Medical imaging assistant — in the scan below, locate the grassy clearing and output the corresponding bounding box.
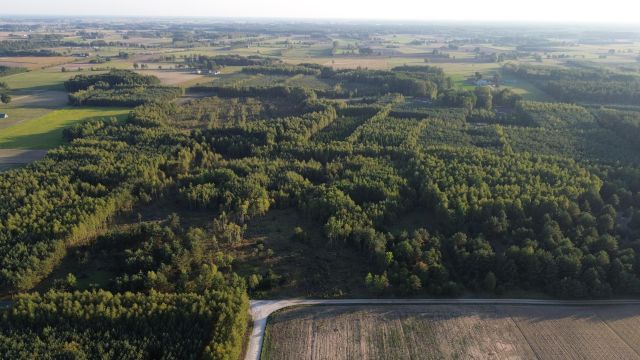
[0,107,129,149]
[0,107,53,130]
[0,90,69,130]
[134,69,206,86]
[263,304,640,360]
[499,70,553,101]
[1,69,75,91]
[231,209,369,298]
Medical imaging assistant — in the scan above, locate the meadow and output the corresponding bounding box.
[0,107,129,149]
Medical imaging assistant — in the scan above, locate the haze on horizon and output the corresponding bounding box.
[2,0,640,24]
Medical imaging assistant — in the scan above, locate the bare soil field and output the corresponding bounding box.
[262,304,640,360]
[506,305,639,359]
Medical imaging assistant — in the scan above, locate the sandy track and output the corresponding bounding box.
[247,298,640,360]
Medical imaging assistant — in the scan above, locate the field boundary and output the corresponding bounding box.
[247,298,640,360]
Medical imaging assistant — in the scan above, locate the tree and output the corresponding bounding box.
[65,273,77,289]
[408,275,422,293]
[492,73,501,86]
[483,272,497,292]
[475,86,493,110]
[0,81,11,104]
[365,272,389,294]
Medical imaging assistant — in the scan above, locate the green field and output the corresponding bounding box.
[0,107,130,149]
[1,70,74,91]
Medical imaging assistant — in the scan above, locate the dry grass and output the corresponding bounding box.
[8,90,68,108]
[0,56,75,70]
[136,69,205,86]
[262,304,640,360]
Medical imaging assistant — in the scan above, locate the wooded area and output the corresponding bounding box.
[3,20,640,358]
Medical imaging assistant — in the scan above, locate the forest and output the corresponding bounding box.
[503,63,640,105]
[4,44,640,357]
[0,289,248,360]
[65,70,183,106]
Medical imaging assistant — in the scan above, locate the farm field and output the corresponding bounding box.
[136,69,206,86]
[262,304,640,360]
[0,90,69,129]
[0,107,129,149]
[0,56,75,70]
[1,69,78,91]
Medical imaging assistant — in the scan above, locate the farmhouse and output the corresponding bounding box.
[0,113,8,119]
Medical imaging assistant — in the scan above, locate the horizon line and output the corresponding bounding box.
[0,14,639,28]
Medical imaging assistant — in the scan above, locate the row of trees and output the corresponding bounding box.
[242,63,323,76]
[503,63,640,105]
[69,85,183,107]
[185,54,275,71]
[64,69,161,92]
[0,65,27,77]
[0,40,61,56]
[65,70,181,106]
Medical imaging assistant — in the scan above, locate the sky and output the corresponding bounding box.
[3,0,640,24]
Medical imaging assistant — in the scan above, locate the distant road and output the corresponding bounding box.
[245,298,640,360]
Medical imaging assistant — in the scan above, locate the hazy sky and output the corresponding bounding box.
[3,0,640,23]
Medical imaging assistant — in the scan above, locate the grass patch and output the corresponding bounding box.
[1,69,75,91]
[0,107,129,149]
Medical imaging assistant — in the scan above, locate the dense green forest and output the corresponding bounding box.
[4,53,640,357]
[0,40,62,56]
[0,289,248,360]
[65,70,182,106]
[503,63,640,105]
[186,55,276,70]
